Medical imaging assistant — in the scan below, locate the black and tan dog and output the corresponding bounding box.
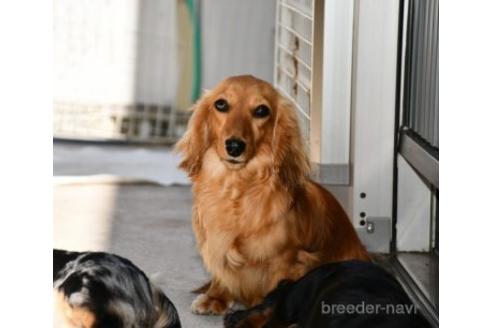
[53,249,181,328]
[224,260,431,328]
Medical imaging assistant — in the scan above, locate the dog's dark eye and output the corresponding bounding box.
[253,105,270,118]
[214,99,229,112]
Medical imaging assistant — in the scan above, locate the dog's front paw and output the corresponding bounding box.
[191,293,232,315]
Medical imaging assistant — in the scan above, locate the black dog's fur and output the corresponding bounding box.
[53,249,181,328]
[224,261,431,328]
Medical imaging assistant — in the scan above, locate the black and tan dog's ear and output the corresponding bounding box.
[175,94,211,177]
[272,96,310,190]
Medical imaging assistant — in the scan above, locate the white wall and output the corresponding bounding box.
[321,0,353,168]
[350,0,400,252]
[54,0,178,106]
[201,0,276,88]
[54,0,276,105]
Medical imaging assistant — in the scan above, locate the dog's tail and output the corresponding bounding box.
[151,283,181,328]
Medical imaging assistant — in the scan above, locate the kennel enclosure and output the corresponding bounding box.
[274,0,438,326]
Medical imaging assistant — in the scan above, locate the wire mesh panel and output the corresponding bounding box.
[54,0,181,142]
[403,0,439,148]
[274,0,315,142]
[53,102,190,142]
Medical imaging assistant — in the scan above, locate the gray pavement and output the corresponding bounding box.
[53,142,221,327]
[54,141,189,185]
[53,141,351,327]
[54,182,223,328]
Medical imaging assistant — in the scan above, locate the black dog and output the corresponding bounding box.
[53,249,181,328]
[224,261,430,328]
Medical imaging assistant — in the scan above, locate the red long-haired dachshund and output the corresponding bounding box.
[176,75,369,315]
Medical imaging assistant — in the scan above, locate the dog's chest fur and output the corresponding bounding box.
[193,151,294,298]
[195,173,291,260]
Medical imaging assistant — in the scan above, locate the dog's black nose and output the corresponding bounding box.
[225,138,246,157]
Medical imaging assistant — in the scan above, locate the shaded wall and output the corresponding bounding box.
[201,0,276,88]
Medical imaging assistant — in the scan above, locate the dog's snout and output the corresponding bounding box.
[225,138,246,157]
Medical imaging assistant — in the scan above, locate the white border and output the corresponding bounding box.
[0,1,53,326]
[440,1,492,326]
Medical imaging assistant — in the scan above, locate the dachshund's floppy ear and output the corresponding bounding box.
[175,95,211,177]
[272,96,311,190]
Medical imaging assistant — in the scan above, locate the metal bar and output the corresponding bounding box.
[409,0,419,131]
[399,129,439,188]
[419,0,427,139]
[428,0,438,147]
[279,0,313,21]
[278,88,311,121]
[402,0,415,127]
[422,0,431,142]
[404,0,439,148]
[277,44,312,71]
[389,255,439,328]
[273,0,281,87]
[309,0,324,163]
[433,0,439,147]
[434,51,439,147]
[392,0,408,252]
[277,22,313,46]
[410,0,417,129]
[426,0,435,145]
[415,0,424,137]
[275,63,311,93]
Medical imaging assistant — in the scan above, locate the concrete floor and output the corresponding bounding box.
[54,182,223,327]
[54,141,189,185]
[52,141,352,327]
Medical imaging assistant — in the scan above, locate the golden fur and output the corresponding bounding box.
[176,75,369,314]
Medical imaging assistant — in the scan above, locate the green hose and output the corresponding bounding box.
[185,0,202,102]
